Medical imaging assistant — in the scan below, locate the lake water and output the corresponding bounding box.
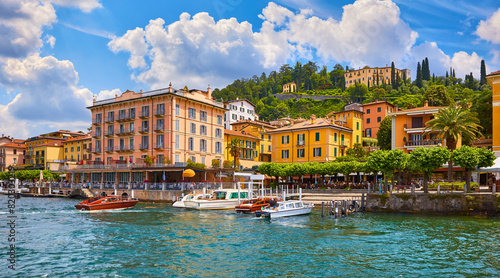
[3,196,500,277]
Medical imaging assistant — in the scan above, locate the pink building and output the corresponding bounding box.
[88,84,226,166]
[0,135,26,171]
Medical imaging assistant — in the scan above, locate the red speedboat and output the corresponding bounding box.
[75,194,138,211]
[235,197,280,213]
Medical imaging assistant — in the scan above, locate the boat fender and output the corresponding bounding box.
[81,208,85,211]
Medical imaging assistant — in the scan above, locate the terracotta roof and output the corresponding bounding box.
[224,129,259,139]
[231,119,277,129]
[36,142,63,147]
[388,105,444,116]
[330,109,365,115]
[64,134,91,143]
[267,117,352,133]
[0,143,26,148]
[487,70,500,76]
[362,100,394,107]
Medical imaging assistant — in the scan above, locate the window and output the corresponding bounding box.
[297,134,305,145]
[129,137,134,150]
[356,135,359,143]
[200,139,207,152]
[282,135,289,144]
[175,155,180,163]
[71,147,74,152]
[141,136,148,149]
[129,108,135,118]
[188,137,194,151]
[65,148,68,152]
[313,147,321,157]
[156,119,164,130]
[334,148,337,157]
[232,114,237,120]
[377,117,381,123]
[200,125,207,136]
[356,122,359,130]
[261,135,264,140]
[239,116,244,120]
[341,134,345,142]
[367,118,371,124]
[176,104,180,116]
[261,144,264,152]
[215,128,222,138]
[315,132,320,141]
[107,111,114,121]
[246,141,251,148]
[175,135,179,149]
[217,115,223,125]
[334,133,337,141]
[188,108,196,119]
[367,109,370,114]
[190,156,196,163]
[215,142,222,154]
[200,111,207,122]
[282,150,289,159]
[268,145,271,152]
[297,149,305,158]
[240,107,245,112]
[157,103,164,115]
[365,128,372,138]
[156,134,164,148]
[130,122,134,132]
[191,123,196,134]
[377,107,381,112]
[412,117,423,128]
[175,120,180,131]
[252,142,256,149]
[142,120,149,132]
[141,106,149,117]
[201,157,205,165]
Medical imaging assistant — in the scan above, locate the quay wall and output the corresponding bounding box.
[366,193,500,215]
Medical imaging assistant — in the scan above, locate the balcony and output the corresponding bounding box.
[139,143,149,150]
[25,155,31,159]
[0,162,5,167]
[154,125,164,132]
[116,145,134,152]
[154,109,165,117]
[116,128,134,135]
[91,148,102,153]
[92,132,102,138]
[340,140,349,147]
[105,116,115,123]
[296,140,305,147]
[139,111,150,118]
[0,153,5,157]
[105,146,114,152]
[117,113,134,122]
[92,118,102,125]
[154,143,164,149]
[405,139,442,149]
[139,126,149,133]
[104,130,114,137]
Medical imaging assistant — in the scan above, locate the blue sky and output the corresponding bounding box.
[0,0,499,139]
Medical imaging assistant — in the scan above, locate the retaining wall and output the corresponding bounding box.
[366,193,500,215]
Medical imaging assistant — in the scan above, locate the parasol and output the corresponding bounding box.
[182,169,195,178]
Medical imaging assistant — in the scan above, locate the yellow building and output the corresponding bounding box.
[330,109,364,147]
[224,129,261,169]
[344,67,411,87]
[33,142,65,171]
[268,115,355,163]
[283,82,297,93]
[63,134,92,164]
[231,120,277,162]
[487,70,500,157]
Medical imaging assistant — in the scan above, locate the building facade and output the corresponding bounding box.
[487,70,500,157]
[330,109,364,147]
[282,82,297,93]
[388,103,458,153]
[63,134,92,165]
[25,130,84,169]
[34,142,65,170]
[344,67,411,87]
[88,84,225,167]
[362,101,395,139]
[223,99,256,130]
[268,115,354,163]
[231,120,276,163]
[224,129,260,169]
[0,139,25,172]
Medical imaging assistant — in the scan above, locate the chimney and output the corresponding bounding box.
[424,100,428,107]
[168,82,173,93]
[310,114,317,124]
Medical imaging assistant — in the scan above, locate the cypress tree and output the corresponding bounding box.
[402,71,407,85]
[445,71,449,86]
[376,71,380,85]
[416,62,423,88]
[391,61,396,86]
[424,57,430,81]
[480,59,487,85]
[452,69,456,78]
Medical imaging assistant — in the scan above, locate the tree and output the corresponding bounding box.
[366,150,391,192]
[409,147,451,193]
[338,161,358,184]
[425,106,482,181]
[346,143,367,160]
[451,146,479,192]
[226,138,242,169]
[377,116,392,150]
[346,83,368,103]
[391,62,396,86]
[423,57,431,81]
[423,85,452,106]
[480,59,487,86]
[386,150,409,186]
[415,62,423,88]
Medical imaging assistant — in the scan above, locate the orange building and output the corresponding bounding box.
[0,136,26,171]
[388,103,454,153]
[362,101,395,138]
[88,84,226,166]
[487,70,500,157]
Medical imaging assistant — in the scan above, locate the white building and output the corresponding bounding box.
[224,99,257,130]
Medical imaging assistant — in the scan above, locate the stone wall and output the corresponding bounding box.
[366,193,500,215]
[273,94,342,101]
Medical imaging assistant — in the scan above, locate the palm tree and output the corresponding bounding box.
[226,138,242,170]
[425,106,482,182]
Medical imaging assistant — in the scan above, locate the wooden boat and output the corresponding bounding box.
[184,189,249,210]
[255,200,314,218]
[172,193,211,208]
[75,194,138,211]
[234,197,280,213]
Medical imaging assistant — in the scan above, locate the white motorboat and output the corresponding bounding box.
[172,193,210,208]
[184,189,249,210]
[255,200,314,218]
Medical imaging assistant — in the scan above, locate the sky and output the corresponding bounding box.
[1,0,499,139]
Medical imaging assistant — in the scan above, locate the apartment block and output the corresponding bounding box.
[88,84,226,166]
[362,101,395,139]
[344,67,411,87]
[232,120,276,163]
[63,134,92,164]
[223,98,257,130]
[25,130,84,169]
[0,135,25,171]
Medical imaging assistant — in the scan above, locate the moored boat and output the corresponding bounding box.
[234,197,280,213]
[255,200,314,218]
[172,193,211,208]
[75,193,138,211]
[184,189,249,210]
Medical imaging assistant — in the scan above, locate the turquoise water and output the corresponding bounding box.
[3,196,500,277]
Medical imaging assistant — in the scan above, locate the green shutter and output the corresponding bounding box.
[334,148,337,157]
[315,132,319,141]
[282,136,284,144]
[319,147,321,157]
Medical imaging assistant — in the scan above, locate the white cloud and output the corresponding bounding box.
[108,27,148,69]
[45,0,102,13]
[45,35,56,48]
[476,8,500,44]
[95,88,121,100]
[450,51,484,79]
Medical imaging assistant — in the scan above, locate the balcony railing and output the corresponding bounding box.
[139,126,149,133]
[405,139,442,147]
[340,140,348,147]
[140,111,150,118]
[154,125,164,131]
[139,143,149,150]
[104,130,114,136]
[106,146,114,152]
[0,153,5,157]
[117,113,134,121]
[154,109,165,117]
[296,140,305,146]
[92,132,102,138]
[116,145,134,152]
[105,116,115,123]
[154,143,164,149]
[91,148,102,153]
[116,128,134,135]
[92,118,102,125]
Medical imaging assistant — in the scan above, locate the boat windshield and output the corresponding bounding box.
[212,192,226,199]
[285,203,294,209]
[295,202,303,208]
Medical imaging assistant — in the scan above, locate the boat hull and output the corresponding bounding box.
[256,206,313,218]
[184,199,247,210]
[75,200,138,211]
